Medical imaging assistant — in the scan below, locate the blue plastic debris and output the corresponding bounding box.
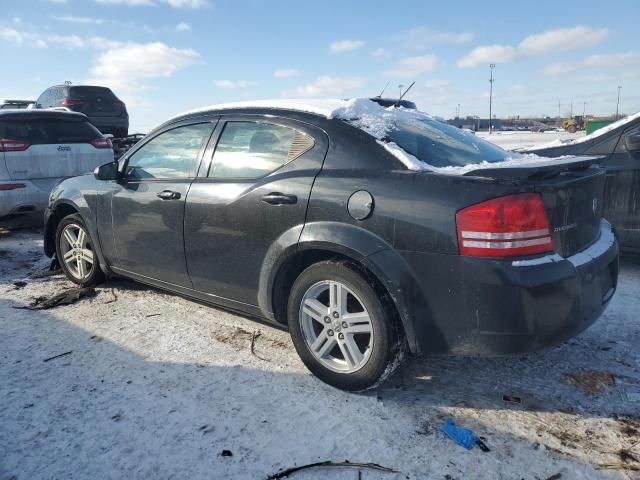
[439,419,478,450]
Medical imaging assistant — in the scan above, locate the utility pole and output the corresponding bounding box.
[583,102,586,117]
[489,64,495,134]
[398,84,404,98]
[456,103,461,118]
[616,85,622,119]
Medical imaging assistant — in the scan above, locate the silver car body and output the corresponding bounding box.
[0,110,112,217]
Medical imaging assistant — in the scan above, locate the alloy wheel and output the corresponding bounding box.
[299,280,374,373]
[59,223,95,281]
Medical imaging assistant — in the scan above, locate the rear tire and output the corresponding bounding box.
[55,213,105,286]
[287,260,405,391]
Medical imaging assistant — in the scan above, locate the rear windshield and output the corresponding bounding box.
[68,86,117,101]
[0,119,102,144]
[384,117,511,168]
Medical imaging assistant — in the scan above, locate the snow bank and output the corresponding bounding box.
[528,111,640,151]
[177,98,597,175]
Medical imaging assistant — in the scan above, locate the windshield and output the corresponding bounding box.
[385,117,511,168]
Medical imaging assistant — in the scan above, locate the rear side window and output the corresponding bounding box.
[125,123,211,180]
[208,122,313,179]
[0,119,102,145]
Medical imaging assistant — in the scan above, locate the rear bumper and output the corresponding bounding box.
[0,181,48,217]
[404,220,619,355]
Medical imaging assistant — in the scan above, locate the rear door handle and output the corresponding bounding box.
[261,192,297,205]
[156,190,181,200]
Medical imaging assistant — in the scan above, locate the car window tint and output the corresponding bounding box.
[208,122,297,179]
[615,125,640,153]
[0,119,102,144]
[384,117,511,168]
[125,123,210,180]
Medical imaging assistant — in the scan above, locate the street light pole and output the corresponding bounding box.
[489,64,495,134]
[616,85,622,119]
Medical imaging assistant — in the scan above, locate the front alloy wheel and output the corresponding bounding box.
[55,213,104,286]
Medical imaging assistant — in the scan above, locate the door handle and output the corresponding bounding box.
[156,190,181,200]
[261,192,297,205]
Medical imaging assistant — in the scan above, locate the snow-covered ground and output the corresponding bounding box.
[478,130,587,151]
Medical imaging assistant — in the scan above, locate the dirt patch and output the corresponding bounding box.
[560,370,615,394]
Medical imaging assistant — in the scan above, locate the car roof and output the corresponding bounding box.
[0,109,89,122]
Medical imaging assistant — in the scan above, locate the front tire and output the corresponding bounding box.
[55,213,104,286]
[287,260,404,391]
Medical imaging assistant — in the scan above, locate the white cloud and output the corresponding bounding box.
[286,76,367,97]
[51,14,105,24]
[47,35,85,49]
[392,27,474,49]
[544,52,640,75]
[518,26,608,56]
[273,69,300,79]
[372,47,391,59]
[329,39,365,54]
[45,0,68,3]
[214,80,257,89]
[88,42,200,93]
[424,79,451,89]
[89,36,125,49]
[95,0,209,6]
[175,22,191,32]
[385,55,439,78]
[458,25,608,68]
[457,45,517,68]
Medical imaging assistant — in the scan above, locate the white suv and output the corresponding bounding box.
[0,110,113,218]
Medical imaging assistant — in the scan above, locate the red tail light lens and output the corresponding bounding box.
[0,183,26,191]
[62,98,84,106]
[456,193,553,258]
[91,137,113,149]
[0,138,30,152]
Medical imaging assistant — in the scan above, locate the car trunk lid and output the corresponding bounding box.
[463,156,605,257]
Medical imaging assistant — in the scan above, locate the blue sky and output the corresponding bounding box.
[1,0,639,131]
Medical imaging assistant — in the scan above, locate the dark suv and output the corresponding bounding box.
[43,98,619,391]
[35,85,129,138]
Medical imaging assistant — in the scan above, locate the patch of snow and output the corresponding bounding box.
[511,253,564,267]
[528,111,640,151]
[568,221,615,268]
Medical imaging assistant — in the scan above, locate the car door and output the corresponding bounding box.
[110,121,215,286]
[184,115,328,306]
[601,123,640,248]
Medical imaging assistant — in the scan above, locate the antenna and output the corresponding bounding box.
[394,81,415,106]
[377,81,390,98]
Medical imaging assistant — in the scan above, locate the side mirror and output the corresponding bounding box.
[94,161,119,181]
[624,133,640,152]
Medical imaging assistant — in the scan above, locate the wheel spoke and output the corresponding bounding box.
[81,249,94,264]
[342,312,372,334]
[76,258,86,278]
[329,282,348,315]
[77,228,87,248]
[63,250,75,261]
[339,335,364,369]
[63,228,77,247]
[310,330,336,358]
[302,298,328,323]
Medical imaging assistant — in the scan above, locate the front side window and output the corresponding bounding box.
[125,123,211,180]
[208,122,312,179]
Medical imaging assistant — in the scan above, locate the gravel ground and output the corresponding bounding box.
[1,222,639,480]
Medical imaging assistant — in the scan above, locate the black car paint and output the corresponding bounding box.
[44,106,619,356]
[522,116,640,252]
[35,85,129,137]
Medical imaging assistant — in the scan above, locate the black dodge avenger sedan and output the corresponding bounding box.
[44,98,619,391]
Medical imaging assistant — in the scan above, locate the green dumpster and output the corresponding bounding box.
[585,119,615,135]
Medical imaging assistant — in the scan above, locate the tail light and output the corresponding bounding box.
[0,138,30,152]
[62,98,84,106]
[91,137,113,149]
[0,183,26,191]
[456,193,553,258]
